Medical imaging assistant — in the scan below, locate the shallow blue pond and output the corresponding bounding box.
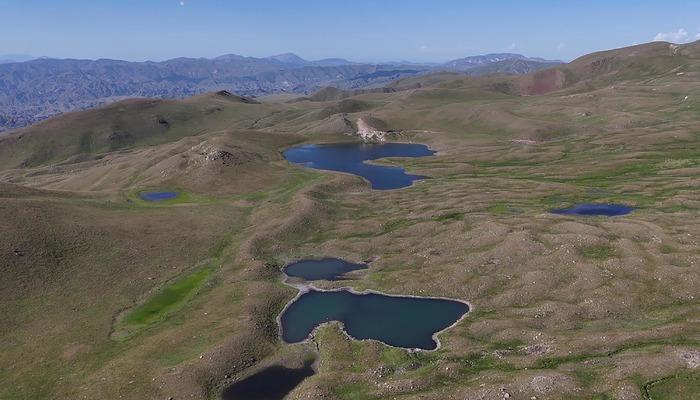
[280,289,469,350]
[283,142,435,190]
[284,258,368,281]
[552,203,634,216]
[139,191,179,201]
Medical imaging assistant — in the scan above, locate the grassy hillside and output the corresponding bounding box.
[0,91,279,170]
[1,40,699,400]
[519,40,700,95]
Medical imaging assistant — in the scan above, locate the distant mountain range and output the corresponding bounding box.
[0,52,561,132]
[443,53,557,70]
[0,54,36,64]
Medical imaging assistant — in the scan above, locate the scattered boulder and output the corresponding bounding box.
[196,144,262,167]
[501,387,511,399]
[356,117,387,142]
[680,350,700,368]
[524,343,552,356]
[530,375,570,394]
[155,117,170,128]
[205,149,236,165]
[512,139,538,145]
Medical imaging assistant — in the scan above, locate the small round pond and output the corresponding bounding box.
[284,258,368,281]
[552,203,634,216]
[283,142,435,190]
[138,191,180,202]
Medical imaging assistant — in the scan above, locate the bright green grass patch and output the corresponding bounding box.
[660,244,676,254]
[379,218,414,235]
[231,168,322,205]
[488,338,524,351]
[573,366,604,388]
[268,170,324,203]
[333,382,371,400]
[659,203,696,213]
[240,191,269,202]
[487,203,517,215]
[569,160,660,186]
[579,244,617,260]
[536,337,699,370]
[583,394,615,400]
[381,346,435,371]
[121,267,213,330]
[459,352,516,375]
[433,211,464,222]
[644,373,700,400]
[343,231,375,239]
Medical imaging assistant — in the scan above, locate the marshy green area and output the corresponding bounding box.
[128,189,207,206]
[644,373,700,400]
[116,267,214,337]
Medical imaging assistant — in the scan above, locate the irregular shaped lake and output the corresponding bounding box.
[552,203,634,216]
[283,143,435,190]
[221,360,314,400]
[284,258,368,281]
[280,289,469,350]
[139,191,179,201]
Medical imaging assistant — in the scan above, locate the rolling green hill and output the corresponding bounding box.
[1,40,699,400]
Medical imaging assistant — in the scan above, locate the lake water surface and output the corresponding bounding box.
[221,360,314,400]
[139,191,179,201]
[284,258,368,281]
[283,142,435,190]
[280,289,469,350]
[552,203,634,216]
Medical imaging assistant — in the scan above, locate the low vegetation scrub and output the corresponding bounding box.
[579,244,617,260]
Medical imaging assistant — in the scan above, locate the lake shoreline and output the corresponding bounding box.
[282,141,436,190]
[276,268,472,353]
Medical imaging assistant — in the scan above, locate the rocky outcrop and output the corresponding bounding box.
[356,118,388,142]
[198,145,262,167]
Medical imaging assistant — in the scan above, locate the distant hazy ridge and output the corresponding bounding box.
[0,53,560,132]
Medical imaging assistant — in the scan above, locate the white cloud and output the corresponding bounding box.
[507,42,517,50]
[653,28,689,43]
[556,42,566,50]
[180,1,186,5]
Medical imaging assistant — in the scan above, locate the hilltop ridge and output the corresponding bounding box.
[0,52,559,132]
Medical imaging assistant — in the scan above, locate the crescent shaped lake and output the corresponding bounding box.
[283,142,435,190]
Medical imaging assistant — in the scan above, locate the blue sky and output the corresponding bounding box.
[1,0,700,62]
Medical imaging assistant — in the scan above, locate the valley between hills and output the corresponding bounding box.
[1,40,699,400]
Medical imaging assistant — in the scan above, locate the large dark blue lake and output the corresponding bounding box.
[280,289,469,350]
[284,258,368,281]
[283,143,435,190]
[552,203,634,216]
